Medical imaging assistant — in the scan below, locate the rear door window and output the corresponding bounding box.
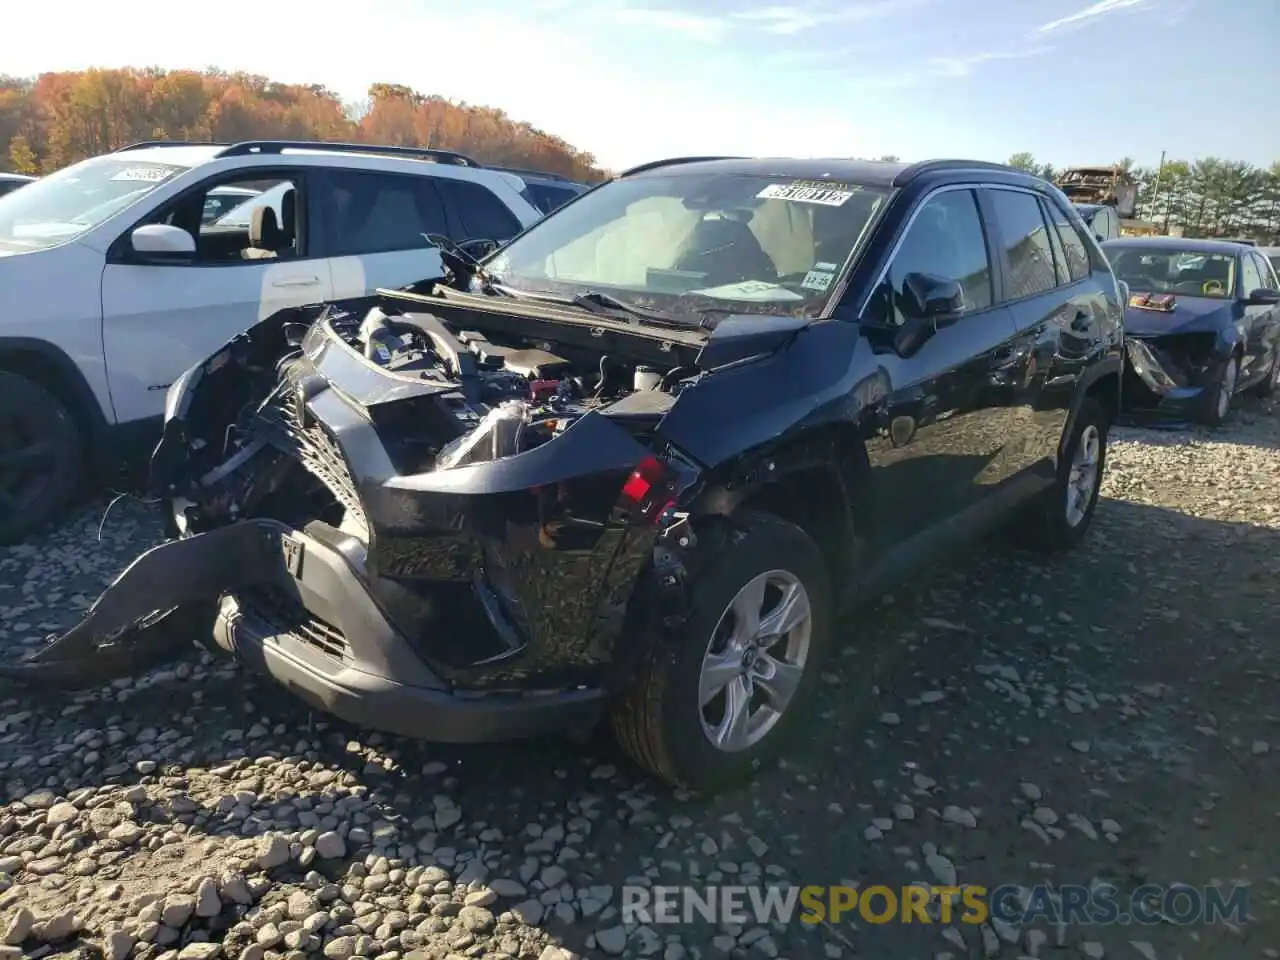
[988,189,1058,299]
[324,171,449,256]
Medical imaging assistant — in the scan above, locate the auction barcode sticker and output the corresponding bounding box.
[756,181,858,206]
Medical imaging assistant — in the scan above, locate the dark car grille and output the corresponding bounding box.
[265,384,367,529]
[237,585,351,661]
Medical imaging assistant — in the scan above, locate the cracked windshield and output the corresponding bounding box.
[0,1,1277,959]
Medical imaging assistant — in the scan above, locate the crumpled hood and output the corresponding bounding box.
[1124,294,1235,337]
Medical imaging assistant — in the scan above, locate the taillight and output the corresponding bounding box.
[619,455,676,524]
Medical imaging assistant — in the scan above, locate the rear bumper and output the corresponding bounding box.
[209,520,607,742]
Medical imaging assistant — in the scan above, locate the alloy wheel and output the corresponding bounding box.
[0,411,57,523]
[1065,424,1101,529]
[697,569,812,752]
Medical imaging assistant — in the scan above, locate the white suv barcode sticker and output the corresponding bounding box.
[756,181,857,206]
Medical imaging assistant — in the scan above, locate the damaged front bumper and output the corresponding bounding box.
[1119,335,1227,426]
[1,518,608,740]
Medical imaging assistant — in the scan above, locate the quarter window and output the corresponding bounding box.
[1044,200,1091,282]
[871,189,992,326]
[988,189,1058,299]
[1040,198,1071,285]
[435,179,522,243]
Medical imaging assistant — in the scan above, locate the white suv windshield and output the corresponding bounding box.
[0,155,184,253]
[486,172,889,320]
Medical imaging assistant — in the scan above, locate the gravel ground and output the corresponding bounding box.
[2,397,1280,960]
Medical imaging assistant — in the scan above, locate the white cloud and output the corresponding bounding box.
[731,1,915,35]
[929,46,1052,77]
[1036,0,1153,35]
[608,7,727,40]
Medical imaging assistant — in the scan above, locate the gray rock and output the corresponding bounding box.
[2,908,33,945]
[177,944,222,960]
[104,929,135,960]
[194,877,222,918]
[596,926,628,955]
[942,806,978,828]
[458,905,494,933]
[162,896,196,928]
[37,911,78,942]
[315,832,347,859]
[489,878,527,898]
[45,802,80,827]
[511,899,545,925]
[257,836,291,869]
[323,935,357,960]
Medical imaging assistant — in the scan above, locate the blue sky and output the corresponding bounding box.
[10,0,1279,171]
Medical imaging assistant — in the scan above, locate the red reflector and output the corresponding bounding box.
[621,455,666,504]
[621,471,651,502]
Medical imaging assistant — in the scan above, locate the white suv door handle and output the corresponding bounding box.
[272,276,321,288]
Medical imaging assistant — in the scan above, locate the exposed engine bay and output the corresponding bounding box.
[163,293,700,541]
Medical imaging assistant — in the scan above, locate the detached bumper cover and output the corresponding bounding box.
[1119,337,1225,424]
[0,520,605,741]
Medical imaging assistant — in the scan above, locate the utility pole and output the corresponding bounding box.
[1150,150,1167,233]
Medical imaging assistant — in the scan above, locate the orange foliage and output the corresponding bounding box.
[0,68,606,182]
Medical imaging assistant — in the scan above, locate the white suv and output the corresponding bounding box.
[0,139,543,542]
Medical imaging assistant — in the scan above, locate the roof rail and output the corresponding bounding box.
[116,140,229,152]
[618,156,745,178]
[489,165,575,183]
[213,140,482,166]
[893,158,1018,186]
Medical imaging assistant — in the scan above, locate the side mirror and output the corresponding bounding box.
[131,224,195,260]
[902,272,964,321]
[1247,288,1280,305]
[1117,280,1131,303]
[893,273,964,357]
[457,237,499,260]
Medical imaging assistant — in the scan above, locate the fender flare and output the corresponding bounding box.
[685,424,872,570]
[1061,352,1122,461]
[0,336,110,457]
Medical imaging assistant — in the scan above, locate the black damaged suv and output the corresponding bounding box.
[10,157,1124,792]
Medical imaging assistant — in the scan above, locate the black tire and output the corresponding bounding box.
[1010,398,1108,554]
[1248,348,1280,399]
[0,371,84,545]
[610,509,832,793]
[1201,354,1241,426]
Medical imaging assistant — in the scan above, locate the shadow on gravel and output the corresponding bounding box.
[3,493,1280,957]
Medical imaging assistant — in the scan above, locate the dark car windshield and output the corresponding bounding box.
[485,172,889,320]
[1105,247,1238,300]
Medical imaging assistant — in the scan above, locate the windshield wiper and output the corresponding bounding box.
[482,284,690,327]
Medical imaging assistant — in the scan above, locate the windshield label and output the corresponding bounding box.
[756,181,858,206]
[801,268,837,291]
[110,166,174,183]
[692,280,805,302]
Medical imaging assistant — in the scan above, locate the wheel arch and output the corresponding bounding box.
[685,422,873,585]
[1061,354,1121,463]
[0,337,110,462]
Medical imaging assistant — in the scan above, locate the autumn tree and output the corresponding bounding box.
[0,67,605,182]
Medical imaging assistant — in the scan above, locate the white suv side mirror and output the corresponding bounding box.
[131,224,195,258]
